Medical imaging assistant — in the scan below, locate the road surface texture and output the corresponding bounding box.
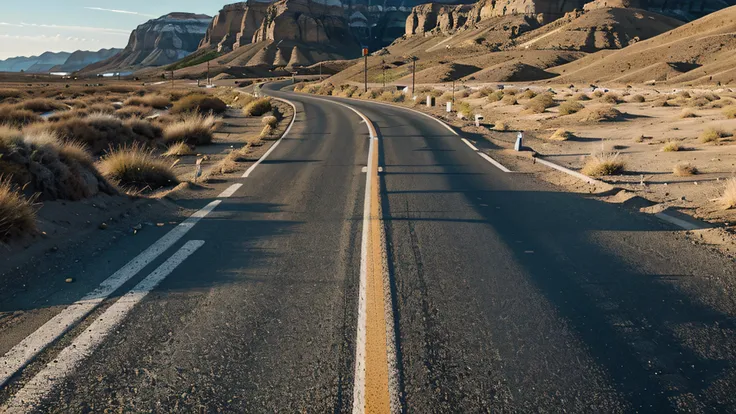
[0,80,735,413]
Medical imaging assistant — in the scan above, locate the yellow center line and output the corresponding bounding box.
[363,116,392,413]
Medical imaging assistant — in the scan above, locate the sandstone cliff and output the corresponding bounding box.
[83,13,211,73]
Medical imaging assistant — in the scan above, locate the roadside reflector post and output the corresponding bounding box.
[362,47,369,93]
[194,158,203,183]
[426,96,435,107]
[515,132,523,151]
[475,114,483,127]
[446,101,452,112]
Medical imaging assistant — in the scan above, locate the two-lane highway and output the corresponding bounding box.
[1,80,735,413]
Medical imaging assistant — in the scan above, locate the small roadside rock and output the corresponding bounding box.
[99,223,108,230]
[65,278,74,283]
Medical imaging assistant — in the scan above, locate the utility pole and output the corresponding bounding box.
[363,47,369,93]
[452,79,455,104]
[319,61,322,79]
[382,59,386,88]
[409,56,418,97]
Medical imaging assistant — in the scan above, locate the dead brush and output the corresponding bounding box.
[98,144,178,190]
[0,176,36,241]
[0,106,42,127]
[718,178,736,209]
[123,94,170,109]
[523,93,556,114]
[163,141,195,157]
[680,109,698,118]
[673,163,698,176]
[629,94,646,103]
[549,129,573,141]
[600,93,621,104]
[558,101,584,115]
[662,141,682,152]
[700,127,725,143]
[581,151,626,177]
[171,94,227,115]
[578,105,623,122]
[16,98,66,113]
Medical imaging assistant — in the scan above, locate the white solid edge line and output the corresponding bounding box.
[3,240,205,413]
[218,183,243,198]
[242,97,297,178]
[654,212,701,230]
[461,138,478,151]
[0,200,220,389]
[535,157,599,185]
[479,152,512,173]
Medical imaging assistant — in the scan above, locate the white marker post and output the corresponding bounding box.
[514,132,523,151]
[194,158,203,183]
[475,114,483,127]
[447,101,452,112]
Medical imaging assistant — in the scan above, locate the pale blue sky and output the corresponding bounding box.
[0,1,219,59]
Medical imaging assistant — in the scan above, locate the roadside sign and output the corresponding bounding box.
[362,47,369,57]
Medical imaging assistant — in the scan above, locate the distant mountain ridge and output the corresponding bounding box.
[0,49,122,73]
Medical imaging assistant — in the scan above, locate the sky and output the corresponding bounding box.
[0,1,220,59]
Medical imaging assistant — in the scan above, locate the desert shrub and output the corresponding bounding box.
[87,103,116,114]
[581,151,625,177]
[520,89,537,99]
[0,127,113,200]
[0,106,42,127]
[380,91,405,102]
[629,94,646,103]
[503,88,519,96]
[116,105,153,119]
[124,94,170,109]
[316,83,335,96]
[0,89,24,102]
[718,178,736,209]
[549,129,573,141]
[170,94,227,115]
[261,115,278,128]
[700,127,725,143]
[98,144,178,190]
[125,118,163,141]
[662,141,682,152]
[163,114,216,145]
[16,98,66,113]
[601,92,621,104]
[572,93,590,101]
[294,82,305,92]
[47,109,89,122]
[243,98,272,117]
[101,85,140,94]
[163,141,194,157]
[673,163,697,176]
[678,91,692,99]
[688,97,711,107]
[579,105,622,122]
[340,85,359,98]
[494,121,509,131]
[502,94,518,105]
[487,91,504,102]
[469,91,484,99]
[680,109,698,118]
[652,98,670,107]
[558,101,584,115]
[439,91,454,104]
[592,90,604,98]
[524,93,556,113]
[48,113,153,154]
[723,106,736,119]
[0,176,36,241]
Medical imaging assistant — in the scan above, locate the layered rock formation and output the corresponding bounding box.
[583,0,735,20]
[50,49,122,72]
[83,13,211,73]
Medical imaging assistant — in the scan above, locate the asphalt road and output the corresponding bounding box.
[0,81,735,413]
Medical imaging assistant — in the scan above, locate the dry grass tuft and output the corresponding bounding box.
[673,163,698,176]
[601,93,621,104]
[549,129,573,141]
[16,98,66,113]
[722,106,736,119]
[524,93,555,113]
[487,91,504,102]
[163,141,195,157]
[0,176,36,241]
[579,105,623,122]
[501,94,518,105]
[123,94,170,109]
[662,141,682,152]
[700,127,724,143]
[170,94,227,115]
[592,90,604,98]
[572,93,590,101]
[494,121,509,131]
[519,89,537,99]
[629,94,646,103]
[261,116,278,128]
[581,152,625,177]
[243,98,273,117]
[680,109,698,118]
[0,106,42,127]
[558,101,584,115]
[98,144,178,190]
[163,114,217,145]
[718,178,736,209]
[116,105,153,119]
